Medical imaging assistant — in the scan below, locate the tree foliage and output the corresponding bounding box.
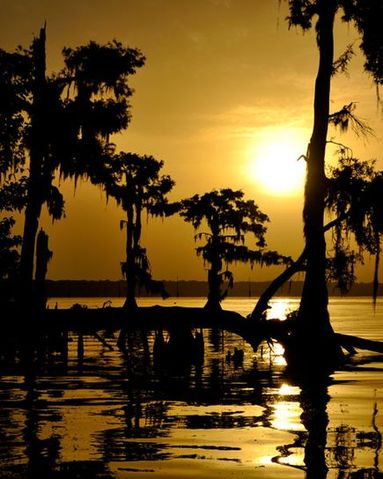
[0,217,21,281]
[104,153,176,308]
[326,155,383,300]
[0,28,145,307]
[59,40,145,181]
[181,189,290,308]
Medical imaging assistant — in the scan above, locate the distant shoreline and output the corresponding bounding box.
[44,280,382,298]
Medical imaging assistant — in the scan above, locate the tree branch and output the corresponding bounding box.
[249,212,349,320]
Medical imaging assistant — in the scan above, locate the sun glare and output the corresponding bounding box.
[249,133,306,196]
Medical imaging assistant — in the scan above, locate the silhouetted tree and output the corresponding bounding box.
[181,189,290,310]
[0,218,21,305]
[286,0,383,366]
[34,229,53,311]
[105,153,176,309]
[251,154,383,319]
[326,156,383,303]
[59,39,145,182]
[17,27,65,311]
[0,179,26,289]
[0,41,29,300]
[0,26,145,309]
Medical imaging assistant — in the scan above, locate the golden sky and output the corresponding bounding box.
[2,0,383,282]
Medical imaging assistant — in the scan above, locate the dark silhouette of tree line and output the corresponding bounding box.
[0,26,145,311]
[0,26,286,313]
[1,0,383,371]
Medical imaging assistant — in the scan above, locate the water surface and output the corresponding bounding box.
[1,297,383,478]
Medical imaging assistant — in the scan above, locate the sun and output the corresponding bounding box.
[249,134,306,196]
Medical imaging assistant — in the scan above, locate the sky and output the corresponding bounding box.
[1,0,383,283]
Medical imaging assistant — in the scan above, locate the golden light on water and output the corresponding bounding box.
[271,401,304,432]
[269,383,303,433]
[279,383,301,396]
[267,299,290,320]
[271,342,287,366]
[266,299,299,321]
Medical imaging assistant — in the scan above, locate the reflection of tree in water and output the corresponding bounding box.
[0,328,69,377]
[372,397,383,473]
[100,394,171,464]
[270,377,329,478]
[7,329,383,479]
[97,331,172,465]
[0,379,29,476]
[324,397,383,479]
[209,328,224,353]
[0,340,72,478]
[21,371,61,478]
[56,460,114,478]
[327,424,356,472]
[272,374,383,479]
[96,329,282,469]
[183,407,263,431]
[115,332,381,479]
[300,379,330,479]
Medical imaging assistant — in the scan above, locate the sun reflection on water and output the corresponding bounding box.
[257,383,305,469]
[271,401,303,432]
[279,383,301,396]
[270,383,304,433]
[267,299,299,321]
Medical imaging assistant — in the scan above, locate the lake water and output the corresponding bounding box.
[1,297,383,478]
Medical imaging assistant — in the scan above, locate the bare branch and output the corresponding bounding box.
[326,139,354,158]
[329,102,375,138]
[332,43,355,76]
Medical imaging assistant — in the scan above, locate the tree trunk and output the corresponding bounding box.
[205,232,222,310]
[299,379,330,479]
[251,249,306,320]
[18,27,47,310]
[250,214,346,321]
[206,267,222,310]
[123,200,137,310]
[19,191,43,307]
[35,229,52,311]
[291,1,343,365]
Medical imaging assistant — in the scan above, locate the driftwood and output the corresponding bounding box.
[38,306,248,333]
[336,333,383,354]
[2,305,283,352]
[3,304,383,357]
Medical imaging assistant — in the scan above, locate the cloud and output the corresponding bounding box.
[193,102,312,142]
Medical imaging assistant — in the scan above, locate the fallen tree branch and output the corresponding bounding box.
[336,333,383,354]
[250,250,306,320]
[250,212,350,320]
[5,304,383,358]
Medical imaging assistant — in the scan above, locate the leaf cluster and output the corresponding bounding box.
[181,189,268,245]
[180,189,290,299]
[0,175,28,212]
[0,34,146,215]
[63,40,145,97]
[326,155,383,296]
[0,217,21,280]
[287,0,383,84]
[104,152,176,217]
[121,245,168,299]
[348,0,383,84]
